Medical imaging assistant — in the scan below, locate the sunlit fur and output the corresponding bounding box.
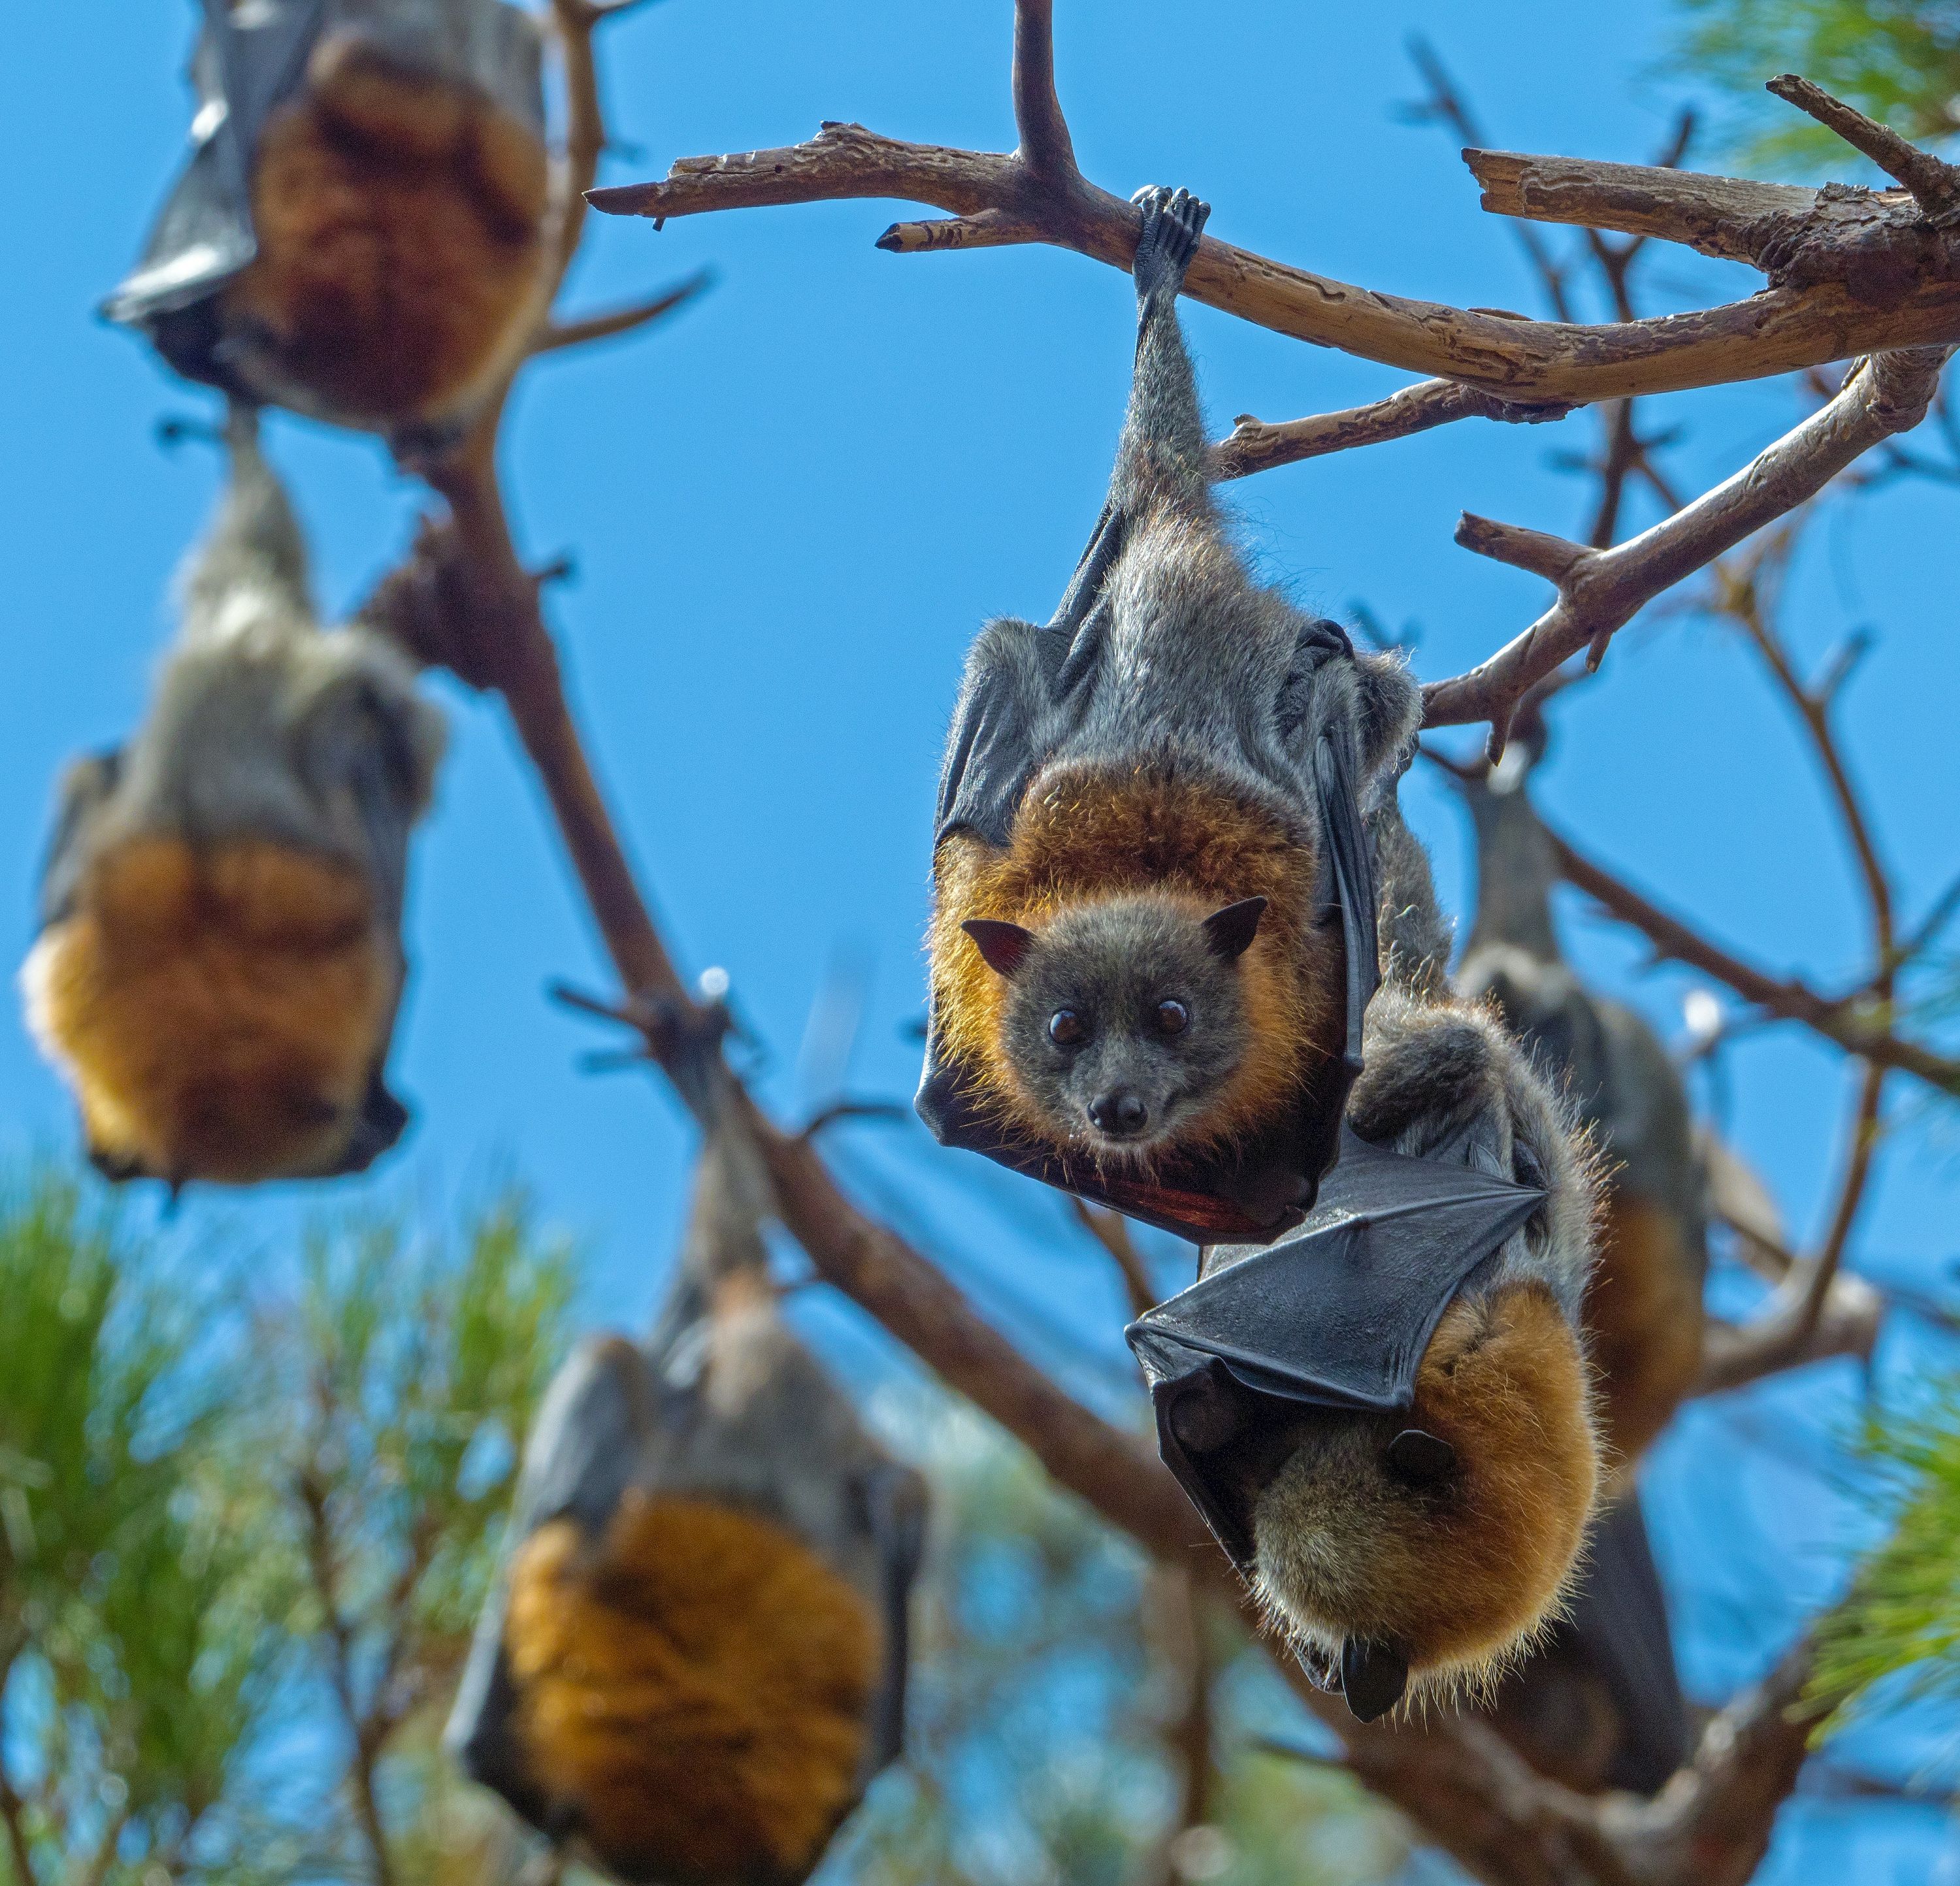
[1251,1282,1599,1704]
[502,1493,881,1886]
[226,33,548,425]
[22,837,389,1183]
[930,768,1341,1167]
[1586,1192,1705,1474]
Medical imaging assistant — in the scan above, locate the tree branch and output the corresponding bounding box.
[1767,74,1960,226]
[536,269,714,353]
[1421,347,1950,751]
[1070,1197,1157,1320]
[1542,819,1960,1096]
[1212,380,1573,481]
[589,86,1960,404]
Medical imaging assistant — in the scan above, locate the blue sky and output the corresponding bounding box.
[5,2,1959,1878]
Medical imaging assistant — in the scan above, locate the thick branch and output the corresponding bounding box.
[1542,820,1960,1096]
[1212,381,1573,480]
[590,120,1960,402]
[1421,346,1950,744]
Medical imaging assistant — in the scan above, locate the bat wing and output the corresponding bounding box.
[858,1461,930,1780]
[37,748,123,931]
[1127,1128,1544,1564]
[446,1334,654,1797]
[105,0,325,342]
[1568,1491,1688,1794]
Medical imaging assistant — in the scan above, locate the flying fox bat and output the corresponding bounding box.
[1452,751,1708,1478]
[21,410,444,1184]
[106,0,550,438]
[919,185,1419,1245]
[448,1125,928,1885]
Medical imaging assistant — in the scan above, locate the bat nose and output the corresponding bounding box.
[1088,1091,1149,1137]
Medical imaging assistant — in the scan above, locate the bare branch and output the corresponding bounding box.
[1211,381,1573,480]
[1767,74,1960,225]
[1010,0,1075,180]
[535,269,714,353]
[1422,346,1950,745]
[1541,819,1960,1095]
[591,119,1960,402]
[1070,1197,1157,1320]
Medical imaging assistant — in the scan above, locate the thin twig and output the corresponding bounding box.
[1068,1197,1156,1319]
[1424,347,1951,752]
[536,269,714,353]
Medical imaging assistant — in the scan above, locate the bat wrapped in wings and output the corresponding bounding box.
[106,0,550,437]
[20,410,444,1184]
[448,1124,928,1885]
[917,186,1410,1246]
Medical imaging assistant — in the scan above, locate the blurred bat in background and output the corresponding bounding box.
[1450,745,1708,1482]
[1447,743,1704,1790]
[448,1120,928,1885]
[21,407,444,1185]
[106,0,551,440]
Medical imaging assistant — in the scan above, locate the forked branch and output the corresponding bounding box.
[589,13,1960,404]
[1422,346,1950,751]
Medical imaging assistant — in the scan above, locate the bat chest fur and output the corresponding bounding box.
[25,836,389,1180]
[228,57,547,423]
[933,764,1338,1154]
[503,1493,882,1885]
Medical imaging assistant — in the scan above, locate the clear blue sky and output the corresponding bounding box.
[4,3,1957,1878]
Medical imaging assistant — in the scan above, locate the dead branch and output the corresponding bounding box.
[536,268,713,353]
[1542,819,1960,1096]
[589,29,1960,404]
[1213,381,1573,481]
[1422,346,1950,753]
[1070,1197,1157,1319]
[1767,75,1960,226]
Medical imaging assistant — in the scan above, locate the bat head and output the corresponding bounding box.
[1243,1282,1598,1711]
[964,893,1267,1162]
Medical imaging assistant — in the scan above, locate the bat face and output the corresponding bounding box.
[22,836,394,1183]
[974,892,1263,1162]
[221,29,549,426]
[500,1493,885,1886]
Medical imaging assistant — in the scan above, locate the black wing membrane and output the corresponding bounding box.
[1126,1128,1544,1564]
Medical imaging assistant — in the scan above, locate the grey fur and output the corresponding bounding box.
[986,892,1260,1155]
[938,186,1420,1162]
[1452,763,1706,1224]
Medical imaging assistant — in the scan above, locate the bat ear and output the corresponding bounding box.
[962,919,1036,978]
[1385,1428,1456,1488]
[1341,1638,1409,1722]
[1202,896,1268,961]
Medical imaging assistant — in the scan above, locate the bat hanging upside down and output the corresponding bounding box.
[106,0,551,438]
[449,1124,928,1885]
[921,185,1605,1717]
[21,412,444,1186]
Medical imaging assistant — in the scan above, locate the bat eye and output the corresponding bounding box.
[1155,999,1189,1035]
[1049,1009,1086,1046]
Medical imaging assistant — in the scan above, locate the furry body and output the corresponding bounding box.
[504,1495,879,1885]
[450,1134,927,1885]
[926,189,1418,1183]
[226,31,549,427]
[1238,983,1603,1700]
[22,421,443,1184]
